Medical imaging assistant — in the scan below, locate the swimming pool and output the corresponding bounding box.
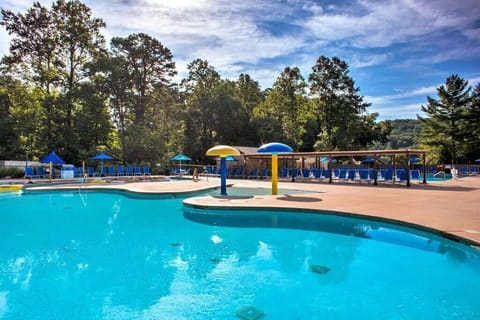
[1,189,479,319]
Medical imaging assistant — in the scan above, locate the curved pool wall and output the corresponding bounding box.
[183,205,480,257]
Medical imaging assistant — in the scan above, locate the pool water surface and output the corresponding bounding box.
[0,190,479,319]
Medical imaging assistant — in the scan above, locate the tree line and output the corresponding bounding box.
[0,1,478,167]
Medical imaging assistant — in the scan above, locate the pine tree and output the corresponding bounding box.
[418,74,471,164]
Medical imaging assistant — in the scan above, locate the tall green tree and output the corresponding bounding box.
[0,76,44,160]
[1,2,59,93]
[182,59,221,162]
[418,74,471,164]
[252,67,307,149]
[1,0,107,162]
[109,33,176,163]
[464,83,480,161]
[308,56,372,150]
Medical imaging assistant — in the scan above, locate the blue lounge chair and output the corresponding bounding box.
[235,167,244,178]
[108,166,116,176]
[117,165,125,176]
[395,169,406,182]
[134,166,142,175]
[25,167,34,178]
[347,169,357,181]
[87,166,96,177]
[143,166,151,175]
[126,166,134,176]
[410,169,420,180]
[75,166,84,177]
[36,167,46,178]
[248,168,258,179]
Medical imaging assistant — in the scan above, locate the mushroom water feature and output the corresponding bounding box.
[206,145,240,195]
[257,142,293,195]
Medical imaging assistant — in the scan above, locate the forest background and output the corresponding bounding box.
[1,1,479,172]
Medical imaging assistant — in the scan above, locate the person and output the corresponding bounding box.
[165,164,170,176]
[193,167,199,182]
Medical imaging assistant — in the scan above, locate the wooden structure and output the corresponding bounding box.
[243,149,428,187]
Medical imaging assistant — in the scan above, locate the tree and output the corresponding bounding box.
[0,76,44,160]
[108,33,177,163]
[418,74,471,164]
[1,2,59,93]
[181,59,220,162]
[252,67,307,149]
[308,56,372,150]
[1,0,107,162]
[464,83,480,161]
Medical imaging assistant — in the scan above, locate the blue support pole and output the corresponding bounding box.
[220,157,227,195]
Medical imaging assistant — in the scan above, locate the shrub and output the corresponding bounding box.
[0,167,25,179]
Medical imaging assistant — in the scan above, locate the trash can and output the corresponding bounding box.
[61,164,74,179]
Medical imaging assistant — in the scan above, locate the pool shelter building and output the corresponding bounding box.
[235,148,428,187]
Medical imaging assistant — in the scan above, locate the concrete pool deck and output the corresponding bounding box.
[23,175,480,246]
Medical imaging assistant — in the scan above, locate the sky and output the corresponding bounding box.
[1,0,480,120]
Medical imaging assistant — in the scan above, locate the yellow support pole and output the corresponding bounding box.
[272,153,278,195]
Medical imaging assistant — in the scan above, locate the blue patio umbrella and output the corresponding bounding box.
[170,154,192,173]
[475,159,480,163]
[40,151,65,165]
[257,142,293,195]
[171,154,192,161]
[92,152,114,173]
[92,152,114,161]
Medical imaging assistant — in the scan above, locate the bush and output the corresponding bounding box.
[0,167,25,179]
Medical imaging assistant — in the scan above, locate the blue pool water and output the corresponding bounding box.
[0,190,479,319]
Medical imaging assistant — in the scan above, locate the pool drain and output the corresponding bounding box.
[310,264,331,274]
[236,305,265,320]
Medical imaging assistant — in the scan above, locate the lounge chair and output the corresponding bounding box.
[126,166,134,176]
[108,166,116,176]
[36,167,46,178]
[143,166,151,175]
[117,165,125,176]
[347,169,357,181]
[25,167,34,178]
[395,169,406,182]
[234,167,244,178]
[87,166,96,177]
[75,166,84,177]
[248,168,258,179]
[410,169,420,180]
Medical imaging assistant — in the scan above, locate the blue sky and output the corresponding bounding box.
[1,0,480,120]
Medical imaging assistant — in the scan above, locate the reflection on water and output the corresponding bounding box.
[184,206,480,265]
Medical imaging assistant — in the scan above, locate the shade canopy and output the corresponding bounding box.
[206,145,240,157]
[40,152,65,165]
[170,154,192,161]
[475,159,480,163]
[92,152,114,161]
[216,156,238,161]
[256,142,293,154]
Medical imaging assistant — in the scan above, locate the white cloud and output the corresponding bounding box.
[365,84,436,105]
[301,0,480,48]
[372,102,424,120]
